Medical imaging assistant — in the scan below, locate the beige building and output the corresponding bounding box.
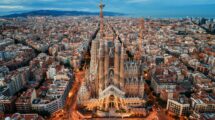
[15,89,36,113]
[151,75,177,94]
[191,92,215,113]
[166,95,190,116]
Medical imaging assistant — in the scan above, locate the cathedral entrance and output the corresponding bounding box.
[108,95,115,108]
[98,85,126,111]
[108,102,115,108]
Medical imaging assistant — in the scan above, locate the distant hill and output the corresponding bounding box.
[1,10,124,18]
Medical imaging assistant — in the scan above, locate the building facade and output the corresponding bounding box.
[78,35,146,111]
[166,96,190,116]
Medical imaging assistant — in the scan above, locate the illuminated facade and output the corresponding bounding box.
[77,1,146,116]
[78,36,146,111]
[78,23,146,115]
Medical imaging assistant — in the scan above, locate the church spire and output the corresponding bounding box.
[99,0,105,39]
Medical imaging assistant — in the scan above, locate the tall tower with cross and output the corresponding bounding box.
[99,0,105,39]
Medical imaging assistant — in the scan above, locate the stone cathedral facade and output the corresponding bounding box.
[77,35,146,111]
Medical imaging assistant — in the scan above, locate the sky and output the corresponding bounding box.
[0,0,215,17]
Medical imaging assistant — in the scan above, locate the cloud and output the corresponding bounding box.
[0,0,28,4]
[42,7,91,11]
[0,5,24,9]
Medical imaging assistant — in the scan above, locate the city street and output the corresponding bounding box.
[50,70,85,120]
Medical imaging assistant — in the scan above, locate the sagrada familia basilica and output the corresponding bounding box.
[77,0,146,113]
